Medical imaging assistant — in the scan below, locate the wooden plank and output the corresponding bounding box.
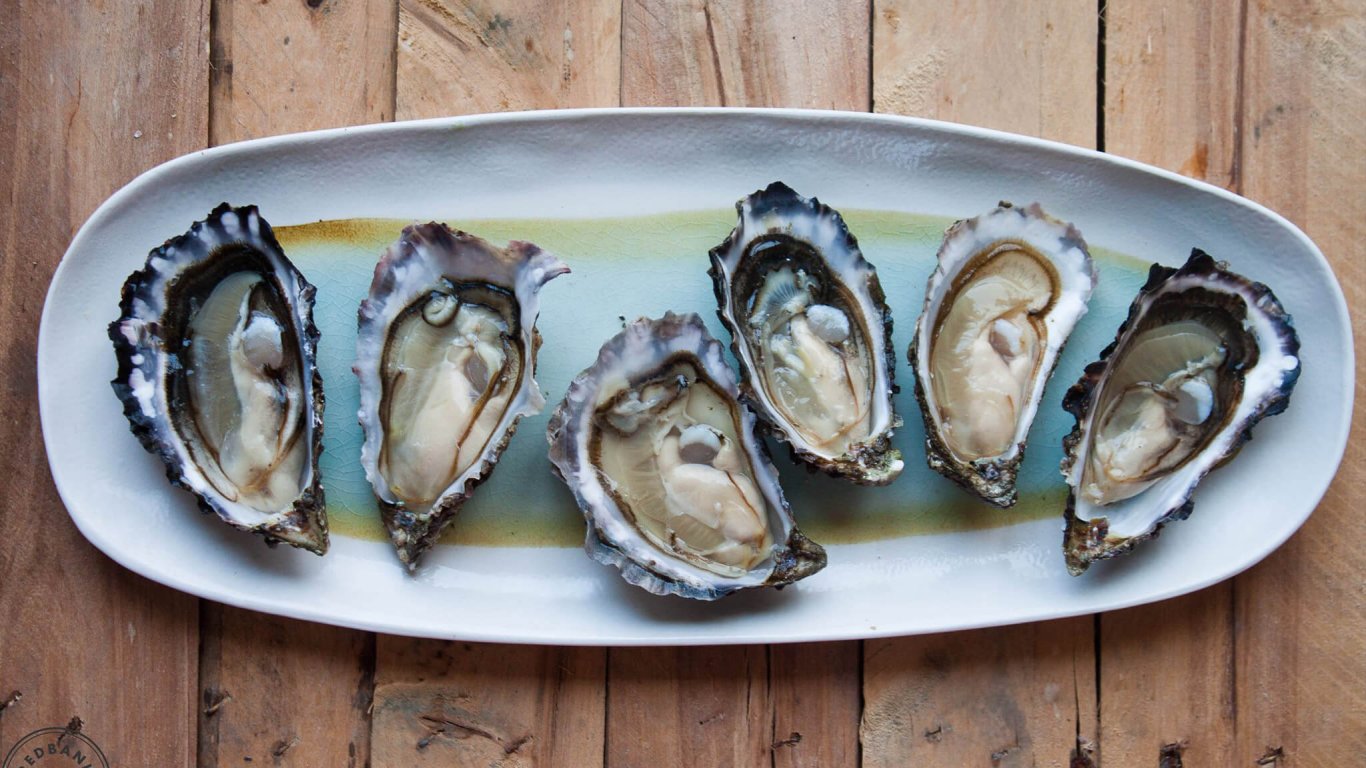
[1104,1,1241,189]
[371,640,604,765]
[862,621,1097,767]
[607,646,769,768]
[1234,1,1366,764]
[610,5,870,768]
[872,0,1097,146]
[210,0,397,143]
[771,642,862,768]
[620,0,870,109]
[1095,594,1234,766]
[1094,2,1242,765]
[198,614,375,766]
[866,3,1099,766]
[371,3,618,766]
[197,1,397,765]
[0,1,208,764]
[395,0,621,117]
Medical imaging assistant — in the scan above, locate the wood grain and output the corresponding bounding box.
[209,0,396,143]
[371,640,604,766]
[198,1,397,765]
[198,613,374,766]
[612,4,871,767]
[1103,1,1242,189]
[371,3,618,765]
[396,0,621,118]
[1095,2,1242,764]
[872,0,1097,146]
[607,646,770,767]
[621,0,870,109]
[1234,0,1366,763]
[867,3,1099,766]
[862,623,1097,768]
[0,1,208,764]
[771,642,862,768]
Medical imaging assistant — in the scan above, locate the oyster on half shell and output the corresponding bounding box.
[1060,250,1301,574]
[709,182,902,485]
[110,204,327,553]
[910,202,1096,507]
[546,313,826,599]
[355,223,568,569]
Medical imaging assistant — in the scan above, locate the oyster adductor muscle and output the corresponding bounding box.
[910,202,1096,507]
[355,222,568,569]
[546,313,826,600]
[1060,249,1301,574]
[109,204,328,553]
[709,182,902,485]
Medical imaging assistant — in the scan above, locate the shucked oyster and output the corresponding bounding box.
[110,204,327,553]
[910,203,1095,506]
[1061,250,1300,574]
[547,313,826,599]
[709,182,902,485]
[356,223,567,568]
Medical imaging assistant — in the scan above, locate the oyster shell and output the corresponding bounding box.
[709,182,902,485]
[910,202,1096,507]
[355,223,568,569]
[109,204,327,553]
[546,313,827,600]
[1060,250,1301,574]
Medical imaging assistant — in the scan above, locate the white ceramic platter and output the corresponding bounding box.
[40,108,1353,645]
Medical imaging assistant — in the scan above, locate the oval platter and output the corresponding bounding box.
[39,108,1354,645]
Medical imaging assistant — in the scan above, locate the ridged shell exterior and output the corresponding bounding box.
[910,202,1095,507]
[355,223,568,569]
[546,312,827,600]
[1060,250,1301,574]
[708,182,902,485]
[109,204,327,553]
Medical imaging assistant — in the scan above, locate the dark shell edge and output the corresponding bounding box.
[107,203,329,554]
[358,225,563,571]
[1058,248,1302,575]
[707,181,904,487]
[544,312,828,600]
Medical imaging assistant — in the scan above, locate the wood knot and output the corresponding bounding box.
[272,735,300,757]
[1256,746,1286,766]
[771,732,802,749]
[1158,740,1187,768]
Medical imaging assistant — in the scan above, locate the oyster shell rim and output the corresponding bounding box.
[354,222,569,570]
[909,201,1096,508]
[545,311,828,600]
[708,181,904,486]
[1059,248,1302,575]
[108,203,329,554]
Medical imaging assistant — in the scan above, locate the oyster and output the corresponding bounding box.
[709,182,902,485]
[910,202,1096,506]
[356,223,568,569]
[1061,250,1301,574]
[109,204,327,553]
[546,313,826,599]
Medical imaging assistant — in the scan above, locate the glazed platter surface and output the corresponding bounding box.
[40,108,1352,645]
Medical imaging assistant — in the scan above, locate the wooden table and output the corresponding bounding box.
[2,1,1361,765]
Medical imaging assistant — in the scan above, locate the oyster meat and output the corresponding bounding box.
[546,313,826,599]
[1060,250,1301,574]
[910,202,1095,506]
[709,182,902,485]
[110,204,327,553]
[355,223,568,568]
